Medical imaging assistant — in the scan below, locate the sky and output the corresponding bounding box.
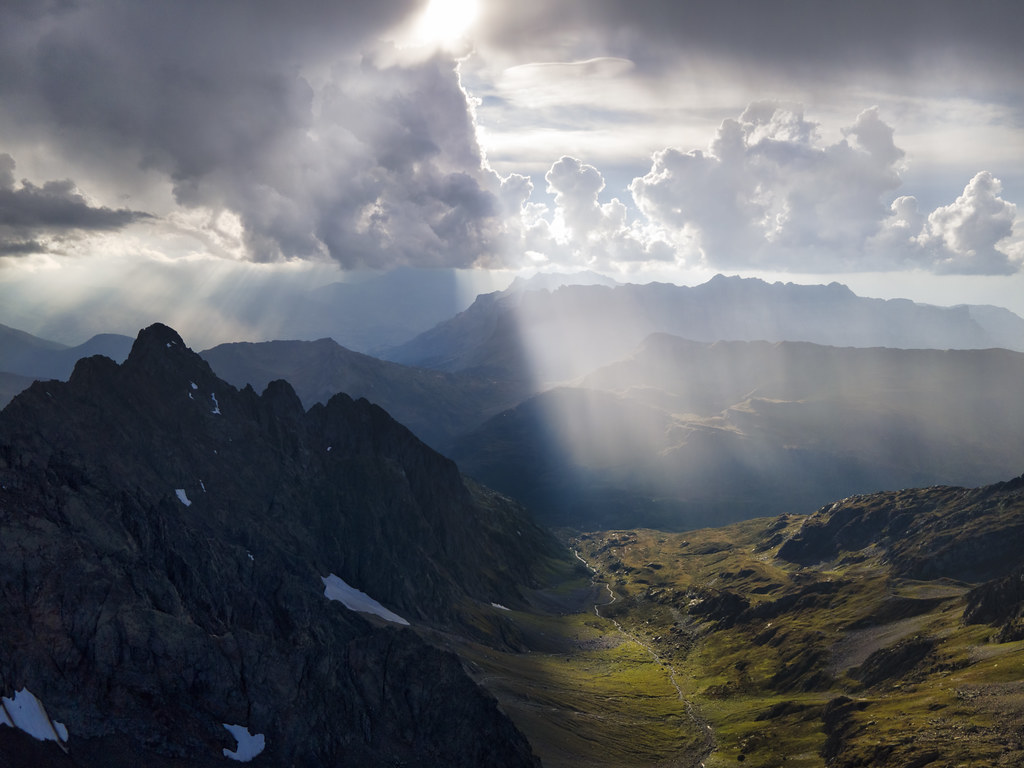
[1,0,1023,346]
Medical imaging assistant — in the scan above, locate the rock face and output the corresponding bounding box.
[777,475,1024,583]
[0,323,548,766]
[777,474,1024,642]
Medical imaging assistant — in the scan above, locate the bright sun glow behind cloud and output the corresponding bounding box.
[414,0,479,48]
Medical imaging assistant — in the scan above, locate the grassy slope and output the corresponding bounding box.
[441,502,1024,767]
[571,516,1024,767]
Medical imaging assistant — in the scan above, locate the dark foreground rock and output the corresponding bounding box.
[0,323,547,766]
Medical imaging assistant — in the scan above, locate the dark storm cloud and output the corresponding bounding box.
[0,0,516,268]
[479,0,1024,93]
[0,153,150,255]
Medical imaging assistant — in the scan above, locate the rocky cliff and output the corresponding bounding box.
[0,323,548,766]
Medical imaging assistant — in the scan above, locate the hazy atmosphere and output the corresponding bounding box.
[1,0,1023,347]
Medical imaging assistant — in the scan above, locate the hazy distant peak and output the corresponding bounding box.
[700,273,857,299]
[0,322,68,353]
[504,270,619,294]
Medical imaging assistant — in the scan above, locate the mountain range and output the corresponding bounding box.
[0,323,558,766]
[3,274,1024,534]
[3,271,1024,765]
[382,274,1024,384]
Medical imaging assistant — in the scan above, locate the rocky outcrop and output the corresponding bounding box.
[0,323,547,766]
[777,476,1024,583]
[963,565,1024,641]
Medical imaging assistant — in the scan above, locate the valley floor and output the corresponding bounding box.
[434,515,1024,767]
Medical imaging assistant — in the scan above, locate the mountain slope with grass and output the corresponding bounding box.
[563,475,1024,766]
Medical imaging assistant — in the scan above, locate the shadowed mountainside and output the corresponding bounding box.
[451,335,1024,530]
[0,323,556,767]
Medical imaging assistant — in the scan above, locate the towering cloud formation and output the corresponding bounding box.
[919,172,1020,274]
[0,0,518,269]
[0,1,1019,278]
[626,103,1014,273]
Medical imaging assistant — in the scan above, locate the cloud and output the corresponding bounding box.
[476,0,1024,97]
[539,156,671,267]
[918,172,1020,274]
[511,104,1020,277]
[627,103,908,270]
[0,3,1019,279]
[0,0,523,270]
[0,153,151,256]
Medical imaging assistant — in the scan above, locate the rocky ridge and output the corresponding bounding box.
[0,323,549,766]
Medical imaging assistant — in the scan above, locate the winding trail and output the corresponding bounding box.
[574,548,717,767]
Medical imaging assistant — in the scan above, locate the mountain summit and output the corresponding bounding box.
[0,323,550,766]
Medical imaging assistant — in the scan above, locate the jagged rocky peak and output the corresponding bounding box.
[0,322,551,767]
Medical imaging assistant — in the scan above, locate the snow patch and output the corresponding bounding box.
[222,723,265,762]
[326,446,332,452]
[0,688,69,746]
[175,489,192,507]
[491,602,511,611]
[200,479,206,492]
[321,574,409,625]
[210,393,221,415]
[247,552,254,561]
[190,381,198,390]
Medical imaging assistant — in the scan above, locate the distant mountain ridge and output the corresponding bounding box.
[0,323,551,766]
[0,322,133,381]
[382,275,1024,383]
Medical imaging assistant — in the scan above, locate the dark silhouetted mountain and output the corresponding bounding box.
[451,335,1024,530]
[0,322,133,381]
[0,323,553,767]
[201,337,528,453]
[382,275,1024,384]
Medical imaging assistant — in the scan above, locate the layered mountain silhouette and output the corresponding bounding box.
[0,323,553,766]
[383,275,1024,384]
[201,338,527,453]
[0,322,133,383]
[451,335,1024,530]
